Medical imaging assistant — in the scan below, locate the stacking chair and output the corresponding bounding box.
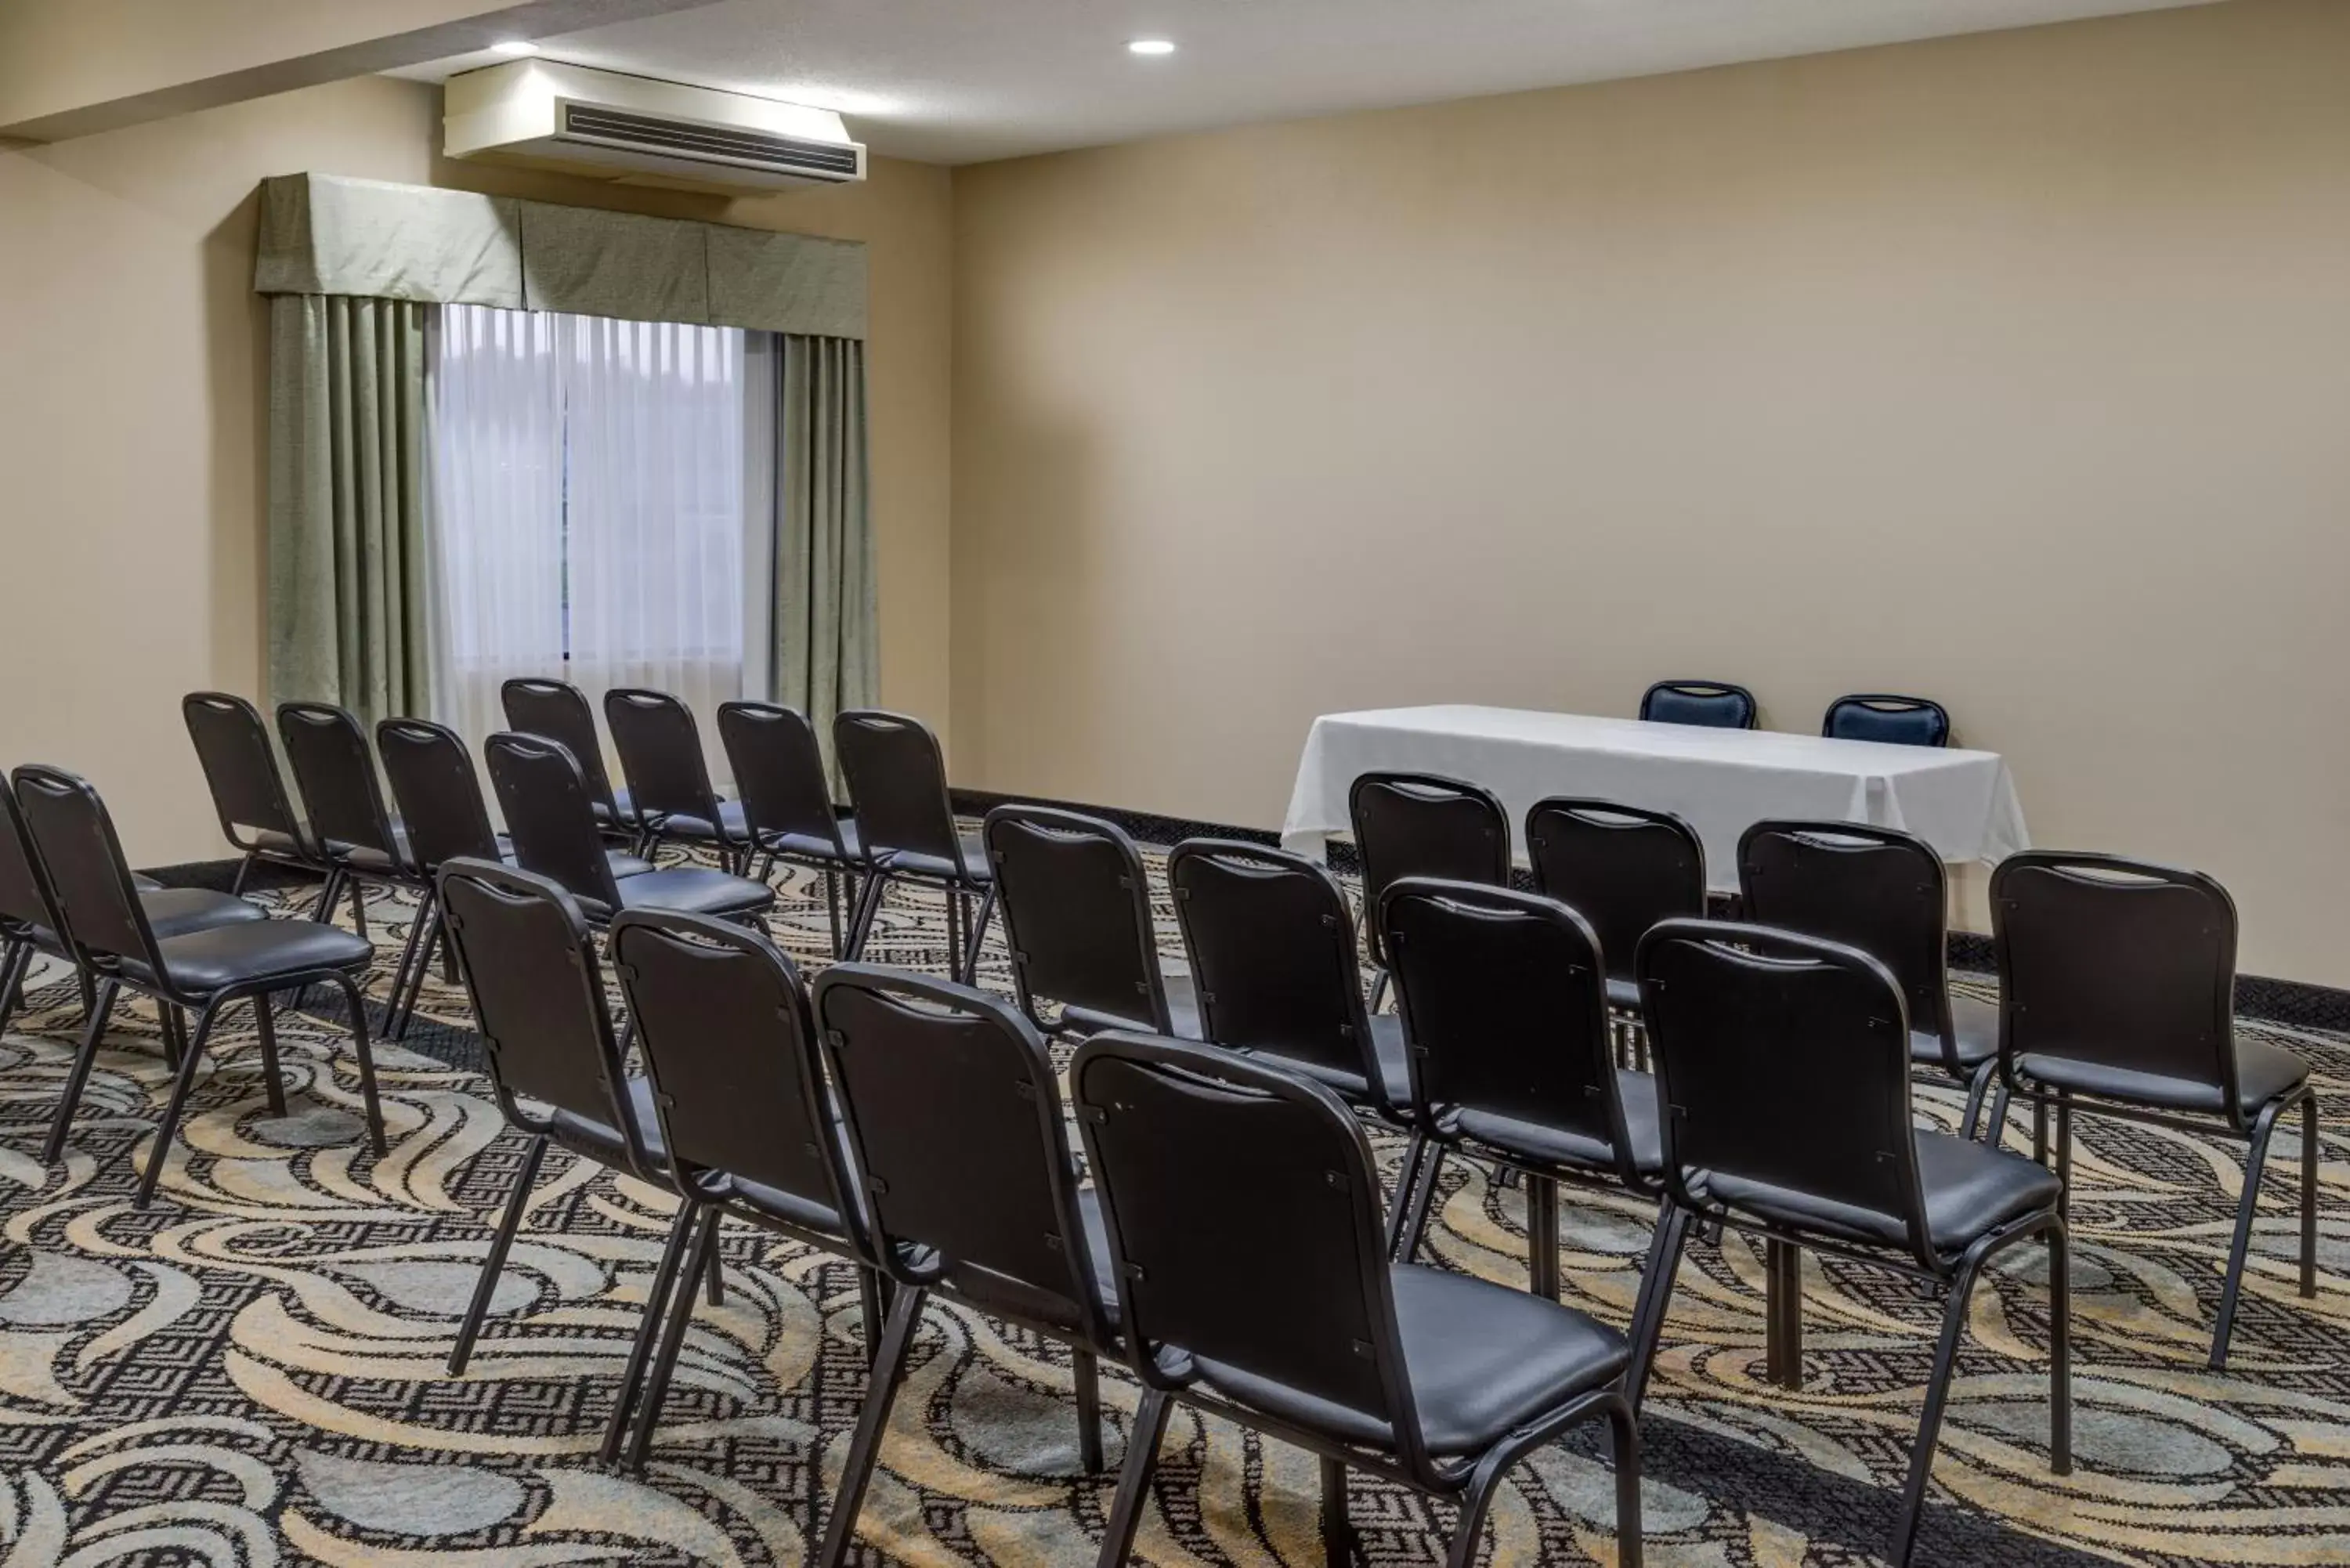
[807,964,1119,1568]
[718,700,862,956]
[1347,771,1509,1010]
[833,710,993,982]
[432,858,700,1444]
[984,804,1195,1038]
[603,688,756,871]
[1379,879,1665,1291]
[277,700,413,942]
[500,677,636,841]
[17,765,380,1205]
[1638,680,1758,729]
[1739,821,1999,1134]
[1525,798,1706,1064]
[1824,694,1951,748]
[1992,852,2321,1367]
[1630,919,2068,1567]
[1165,839,1422,1240]
[603,909,885,1470]
[485,732,774,928]
[1073,1033,1641,1568]
[182,692,325,895]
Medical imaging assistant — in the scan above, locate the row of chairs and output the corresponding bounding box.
[1642,679,1952,746]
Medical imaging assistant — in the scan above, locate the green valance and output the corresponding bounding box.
[254,172,866,339]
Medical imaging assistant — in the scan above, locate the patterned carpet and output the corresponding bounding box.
[0,845,2344,1567]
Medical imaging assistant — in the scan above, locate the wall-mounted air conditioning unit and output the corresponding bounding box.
[443,60,866,193]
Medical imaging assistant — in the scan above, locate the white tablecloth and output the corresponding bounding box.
[1281,706,2028,894]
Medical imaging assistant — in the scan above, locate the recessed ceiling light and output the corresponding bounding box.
[490,39,540,56]
[1127,39,1177,56]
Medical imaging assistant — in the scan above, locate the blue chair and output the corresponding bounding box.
[1639,681,1757,729]
[1824,694,1950,747]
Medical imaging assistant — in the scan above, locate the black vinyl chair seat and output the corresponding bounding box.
[1702,1129,2062,1259]
[1184,1260,1629,1459]
[248,826,316,861]
[118,918,372,995]
[756,820,862,863]
[876,833,992,885]
[325,819,413,876]
[1451,1069,1665,1178]
[2016,1039,2308,1118]
[598,788,636,829]
[1062,971,1200,1041]
[1921,994,1999,1070]
[27,887,267,952]
[546,1075,671,1170]
[587,865,777,921]
[638,800,751,841]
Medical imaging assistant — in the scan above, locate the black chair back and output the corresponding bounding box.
[1737,821,1951,1046]
[985,804,1171,1035]
[1166,840,1377,1093]
[1638,918,1932,1267]
[377,718,501,873]
[483,732,623,911]
[1824,694,1951,748]
[436,858,645,1161]
[1070,1035,1424,1472]
[604,688,727,832]
[610,909,858,1223]
[501,678,625,820]
[812,964,1110,1342]
[1379,879,1628,1172]
[1524,799,1706,988]
[9,766,159,971]
[833,710,966,872]
[1990,851,2240,1110]
[1639,681,1758,729]
[0,778,70,938]
[182,691,307,854]
[1348,772,1509,967]
[277,702,403,868]
[718,701,845,853]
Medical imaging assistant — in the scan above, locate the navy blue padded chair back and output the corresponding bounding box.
[985,804,1173,1035]
[377,718,501,873]
[1524,799,1705,993]
[604,688,725,829]
[9,766,161,969]
[719,701,847,852]
[501,677,627,822]
[1990,852,2240,1111]
[277,702,403,866]
[1638,919,1933,1267]
[812,963,1112,1343]
[484,732,624,910]
[832,710,968,871]
[182,691,308,853]
[1640,681,1757,729]
[1824,695,1950,748]
[1737,822,1952,1048]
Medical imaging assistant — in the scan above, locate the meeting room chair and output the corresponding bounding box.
[1991,851,2322,1368]
[277,700,413,943]
[1348,771,1509,1010]
[18,764,381,1205]
[602,909,886,1470]
[1738,821,2000,1135]
[431,858,700,1447]
[832,709,994,982]
[983,803,1195,1039]
[1379,878,1665,1292]
[1072,1031,1642,1568]
[717,700,862,956]
[806,963,1119,1568]
[1824,694,1952,748]
[1629,919,2068,1567]
[1638,680,1758,729]
[1525,798,1706,1066]
[500,677,638,842]
[603,688,757,871]
[182,691,327,896]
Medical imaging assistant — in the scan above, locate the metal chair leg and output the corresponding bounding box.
[1961,1058,1997,1140]
[1624,1200,1692,1415]
[1765,1237,1804,1389]
[1092,1386,1172,1568]
[844,871,888,961]
[1442,1443,1517,1568]
[2303,1094,2322,1299]
[332,971,387,1155]
[1528,1173,1561,1300]
[230,849,257,897]
[347,875,369,941]
[1983,1077,2013,1151]
[825,869,844,957]
[0,940,31,1038]
[2055,1095,2073,1223]
[962,883,999,985]
[137,995,227,1208]
[252,993,287,1117]
[1888,1257,1986,1568]
[627,1209,727,1469]
[309,868,344,923]
[1384,1133,1427,1258]
[43,977,121,1163]
[157,1002,185,1071]
[449,1133,549,1375]
[1074,1348,1105,1474]
[2211,1096,2289,1369]
[815,1284,927,1568]
[385,894,431,1039]
[2048,1217,2072,1475]
[1320,1455,1354,1568]
[855,1266,885,1367]
[607,1204,707,1465]
[1397,1143,1446,1264]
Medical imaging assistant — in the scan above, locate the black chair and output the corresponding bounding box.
[1629,919,2068,1567]
[832,710,993,983]
[984,804,1195,1039]
[808,963,1118,1568]
[17,764,380,1206]
[182,691,325,894]
[1824,694,1951,748]
[602,909,886,1471]
[1072,1032,1641,1568]
[1348,771,1509,1010]
[2,774,266,1043]
[604,688,755,871]
[718,700,862,956]
[501,677,636,840]
[431,858,700,1456]
[277,700,413,945]
[1165,839,1422,1241]
[484,732,774,928]
[1638,681,1758,729]
[1379,878,1664,1292]
[1739,821,2000,1135]
[1991,851,2320,1368]
[1525,798,1706,1062]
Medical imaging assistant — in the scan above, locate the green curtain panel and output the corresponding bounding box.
[266,293,432,721]
[772,334,877,753]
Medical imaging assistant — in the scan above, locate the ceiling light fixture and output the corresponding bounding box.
[490,39,540,56]
[1126,39,1177,56]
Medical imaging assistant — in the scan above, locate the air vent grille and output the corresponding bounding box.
[559,103,861,177]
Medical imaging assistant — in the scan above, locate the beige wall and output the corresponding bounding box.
[0,73,952,870]
[949,0,2350,983]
